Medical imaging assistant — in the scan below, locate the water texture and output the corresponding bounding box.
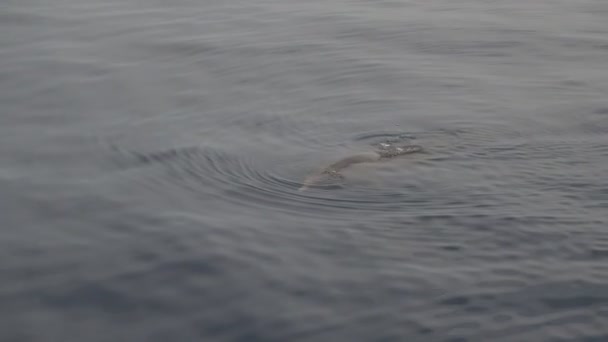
[1,0,608,341]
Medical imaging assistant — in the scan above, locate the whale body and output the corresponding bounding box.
[299,144,422,191]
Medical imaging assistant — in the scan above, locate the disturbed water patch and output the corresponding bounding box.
[105,122,547,222]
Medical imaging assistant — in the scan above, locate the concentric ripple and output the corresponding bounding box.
[107,116,608,224]
[108,136,467,220]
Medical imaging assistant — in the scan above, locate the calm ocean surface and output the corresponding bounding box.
[1,0,608,341]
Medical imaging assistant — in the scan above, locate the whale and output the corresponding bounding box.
[298,144,422,191]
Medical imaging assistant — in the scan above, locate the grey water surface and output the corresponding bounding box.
[1,0,608,341]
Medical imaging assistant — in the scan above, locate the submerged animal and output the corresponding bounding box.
[299,144,422,191]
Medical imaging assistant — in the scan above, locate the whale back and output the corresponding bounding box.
[298,144,423,191]
[325,152,382,171]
